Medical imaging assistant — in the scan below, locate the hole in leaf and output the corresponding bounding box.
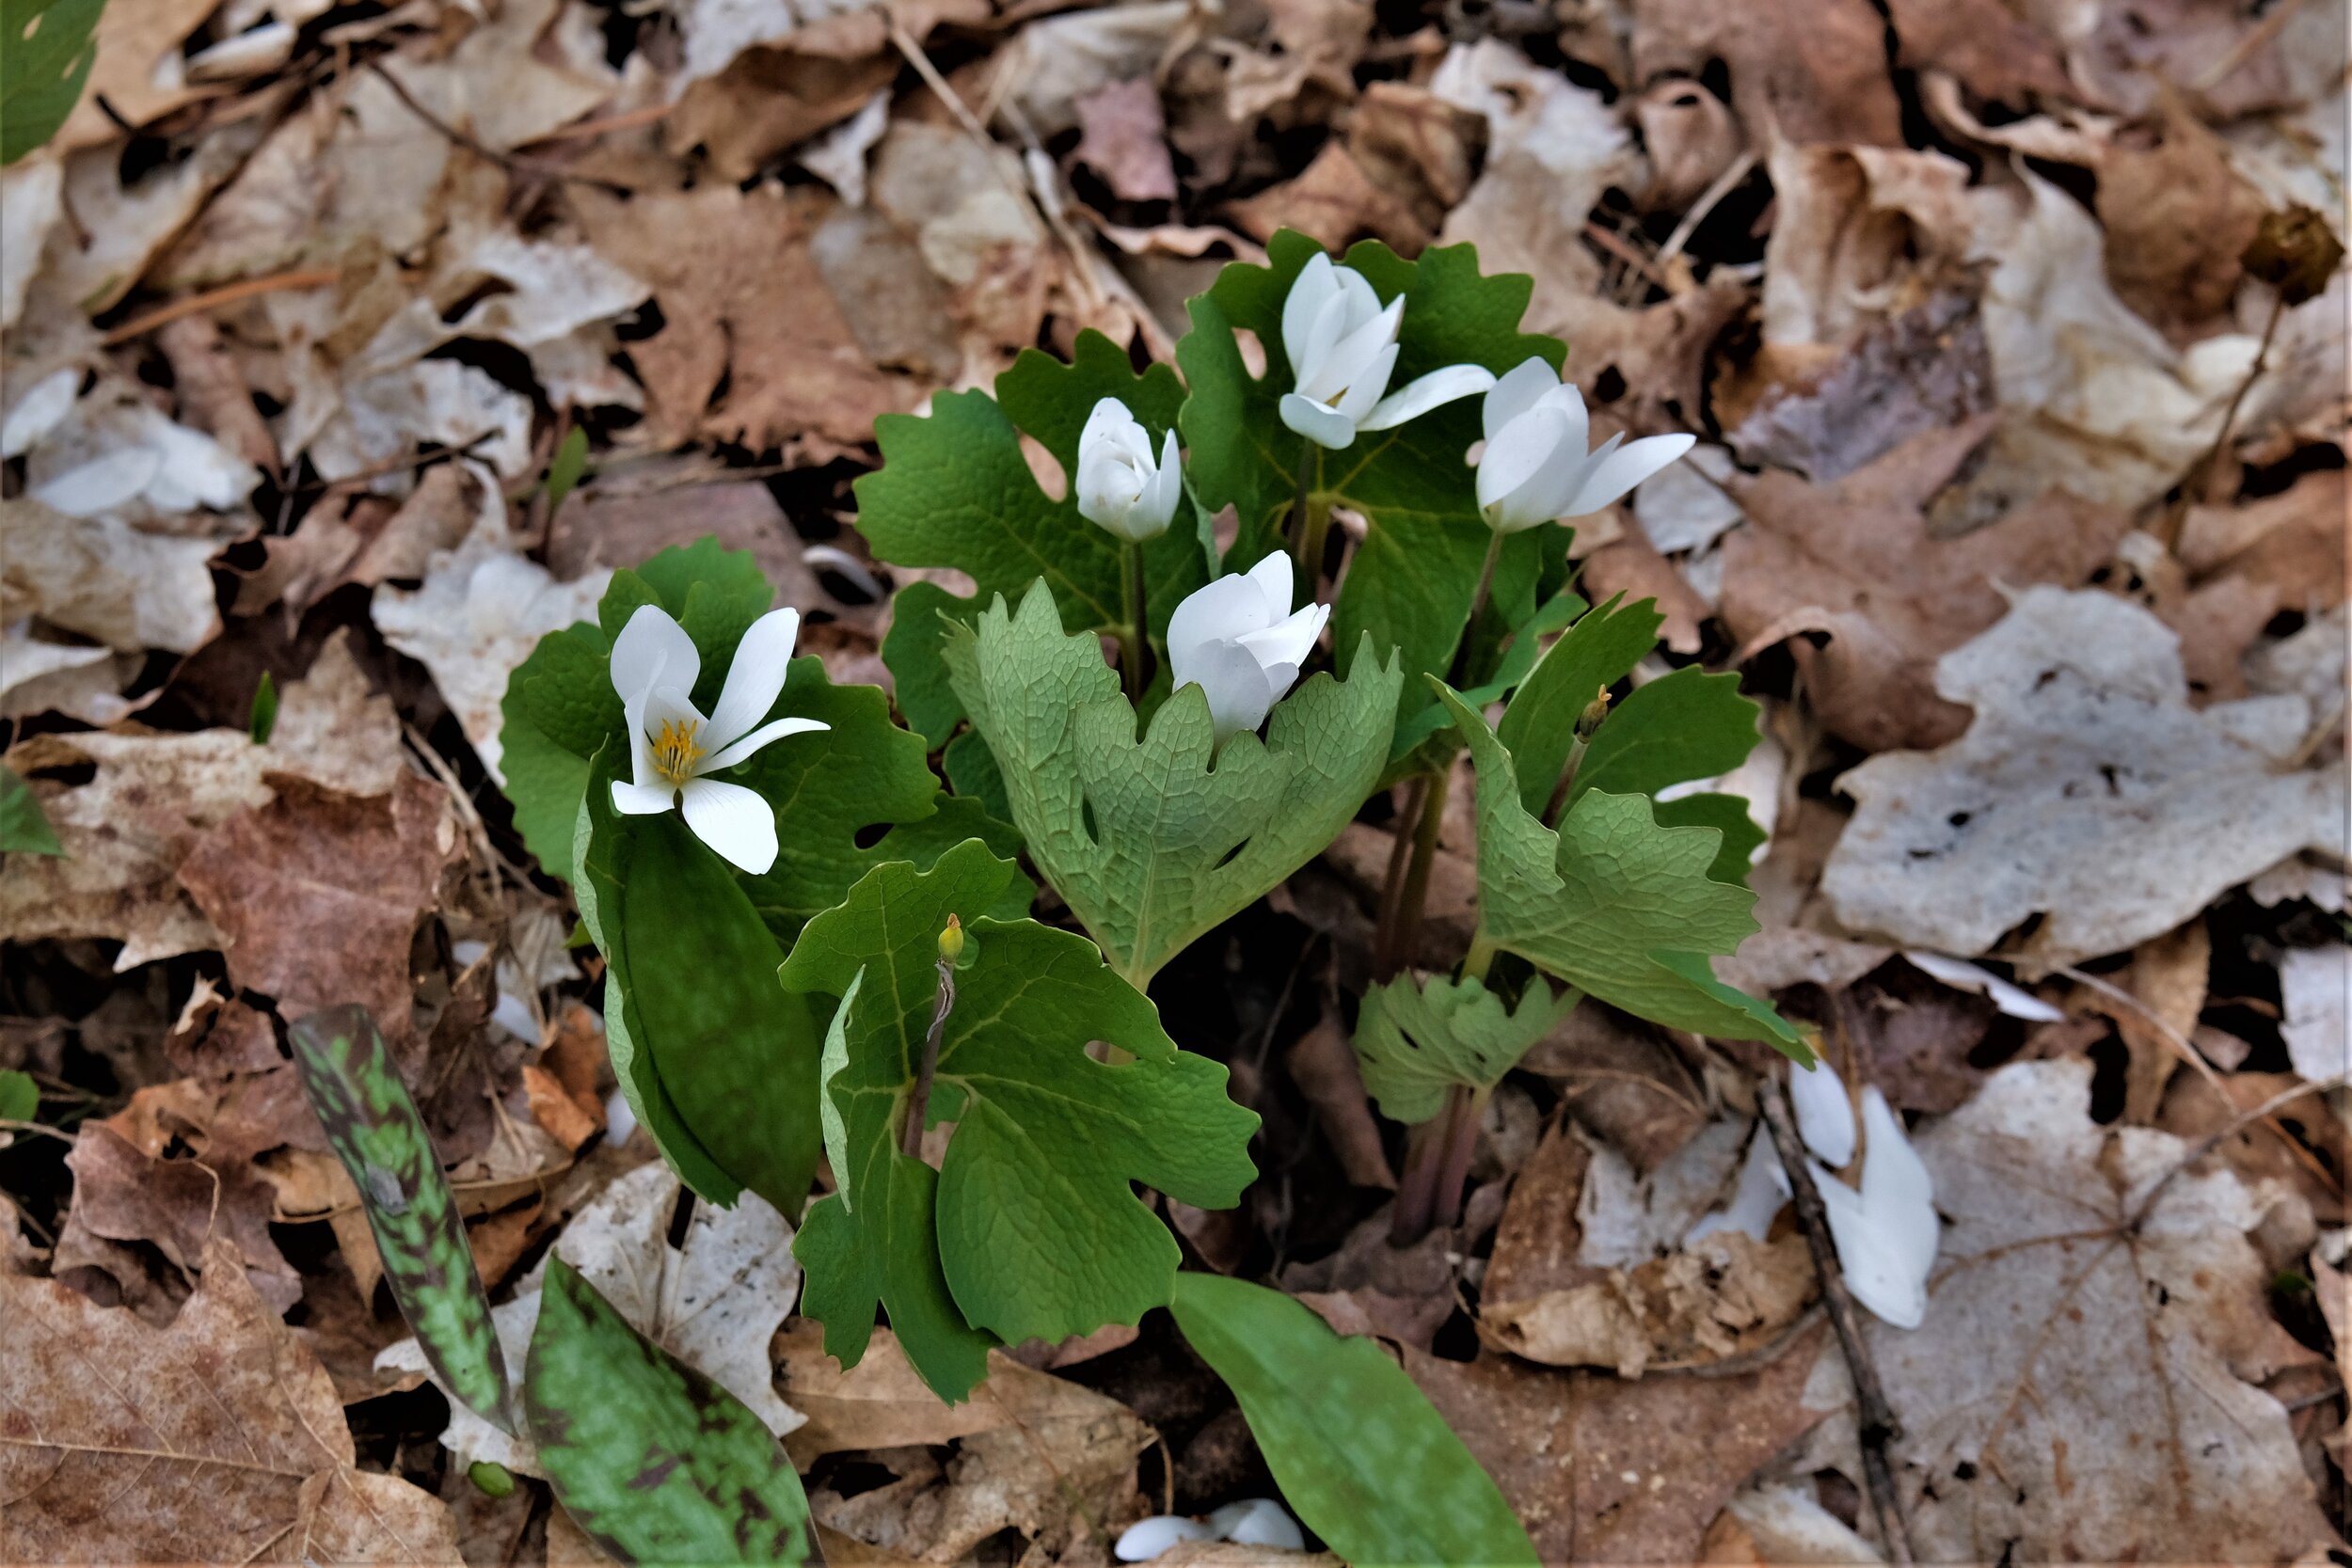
[851,821,890,850]
[1232,325,1267,379]
[1019,433,1066,501]
[1081,797,1101,845]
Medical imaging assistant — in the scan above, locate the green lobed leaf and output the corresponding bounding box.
[288,1004,513,1432]
[0,765,62,856]
[943,579,1401,988]
[1176,231,1563,733]
[1436,684,1807,1054]
[855,331,1211,747]
[1495,593,1663,818]
[1169,1273,1538,1568]
[576,754,819,1215]
[526,1256,815,1567]
[0,1067,36,1122]
[1571,665,1760,809]
[1353,975,1575,1126]
[1385,585,1585,773]
[784,841,1258,1402]
[1654,790,1768,886]
[1,0,102,166]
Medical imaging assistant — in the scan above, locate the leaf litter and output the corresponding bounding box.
[1,0,2345,1560]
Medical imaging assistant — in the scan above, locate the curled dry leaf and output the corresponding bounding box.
[0,1240,461,1565]
[1823,586,2348,970]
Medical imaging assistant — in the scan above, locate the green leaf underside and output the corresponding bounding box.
[784,842,1259,1402]
[1436,685,1806,1053]
[1176,231,1564,733]
[1354,975,1575,1126]
[1169,1273,1538,1568]
[527,1258,814,1567]
[856,332,1210,746]
[288,1005,512,1431]
[944,580,1401,988]
[1,0,103,166]
[577,756,819,1214]
[0,765,63,855]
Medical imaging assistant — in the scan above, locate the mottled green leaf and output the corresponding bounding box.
[1354,975,1574,1126]
[1437,684,1806,1053]
[0,765,62,856]
[576,753,819,1215]
[527,1257,814,1567]
[784,842,1258,1402]
[1170,1273,1537,1568]
[943,579,1400,987]
[1177,232,1562,733]
[855,331,1211,746]
[289,1004,513,1432]
[1496,593,1664,818]
[1,0,101,166]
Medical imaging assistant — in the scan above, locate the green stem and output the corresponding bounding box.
[1370,773,1432,981]
[1291,444,1329,583]
[1381,765,1451,981]
[899,958,957,1159]
[1541,734,1590,829]
[1119,539,1148,703]
[1445,528,1506,690]
[1462,928,1499,984]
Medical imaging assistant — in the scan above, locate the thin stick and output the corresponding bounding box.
[1370,775,1431,981]
[2174,291,2286,531]
[362,60,627,193]
[100,268,341,346]
[1756,1071,1916,1566]
[1385,766,1451,980]
[518,101,677,145]
[1657,150,1759,270]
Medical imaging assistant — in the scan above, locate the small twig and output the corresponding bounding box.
[2168,290,2286,537]
[1756,1071,1916,1566]
[0,1117,75,1145]
[1657,150,1759,271]
[2126,1074,2344,1233]
[1651,1300,1830,1377]
[2192,0,2310,90]
[283,434,496,497]
[518,101,678,145]
[100,268,342,347]
[362,60,628,193]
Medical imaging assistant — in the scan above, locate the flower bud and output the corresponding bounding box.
[1575,685,1612,741]
[1075,398,1181,542]
[938,913,965,966]
[1167,552,1330,744]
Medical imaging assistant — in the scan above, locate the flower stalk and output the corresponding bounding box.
[900,916,962,1160]
[1119,541,1149,702]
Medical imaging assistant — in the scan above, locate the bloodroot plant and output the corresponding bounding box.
[315,230,1811,1567]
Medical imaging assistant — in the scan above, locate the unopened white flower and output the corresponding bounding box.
[1167,551,1329,744]
[608,604,828,874]
[1075,397,1182,542]
[1811,1085,1938,1330]
[1474,357,1694,532]
[1277,253,1495,450]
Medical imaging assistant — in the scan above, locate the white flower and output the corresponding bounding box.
[1277,253,1495,450]
[1788,1054,1856,1168]
[1115,1499,1303,1561]
[1811,1083,1938,1330]
[607,604,828,874]
[1167,551,1329,744]
[1474,357,1695,532]
[1075,397,1182,542]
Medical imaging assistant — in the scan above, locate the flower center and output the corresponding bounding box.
[651,716,705,785]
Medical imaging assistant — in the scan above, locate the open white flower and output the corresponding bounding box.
[1474,357,1694,532]
[1810,1083,1938,1330]
[1075,397,1181,542]
[1167,551,1329,744]
[1277,253,1495,451]
[608,604,828,874]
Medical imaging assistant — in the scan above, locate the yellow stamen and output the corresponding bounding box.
[651,716,705,785]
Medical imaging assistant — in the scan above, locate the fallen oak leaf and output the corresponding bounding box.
[0,1239,462,1564]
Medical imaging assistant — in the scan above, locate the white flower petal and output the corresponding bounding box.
[612,604,700,703]
[1235,600,1327,674]
[32,451,161,516]
[1294,288,1357,400]
[1209,1499,1304,1551]
[1476,405,1570,521]
[1333,342,1401,423]
[1359,362,1497,431]
[1,367,79,460]
[1537,380,1590,467]
[1279,252,1340,373]
[1278,391,1359,450]
[1241,549,1294,618]
[1812,1163,1926,1329]
[611,780,675,815]
[705,608,801,750]
[623,683,660,792]
[1148,428,1184,529]
[1314,294,1404,403]
[678,777,779,874]
[1686,1127,1790,1245]
[1115,1516,1216,1562]
[1902,950,2067,1022]
[1788,1059,1856,1168]
[1175,637,1279,742]
[1482,356,1561,441]
[1562,433,1697,517]
[1168,569,1276,669]
[700,715,829,774]
[1859,1086,1938,1287]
